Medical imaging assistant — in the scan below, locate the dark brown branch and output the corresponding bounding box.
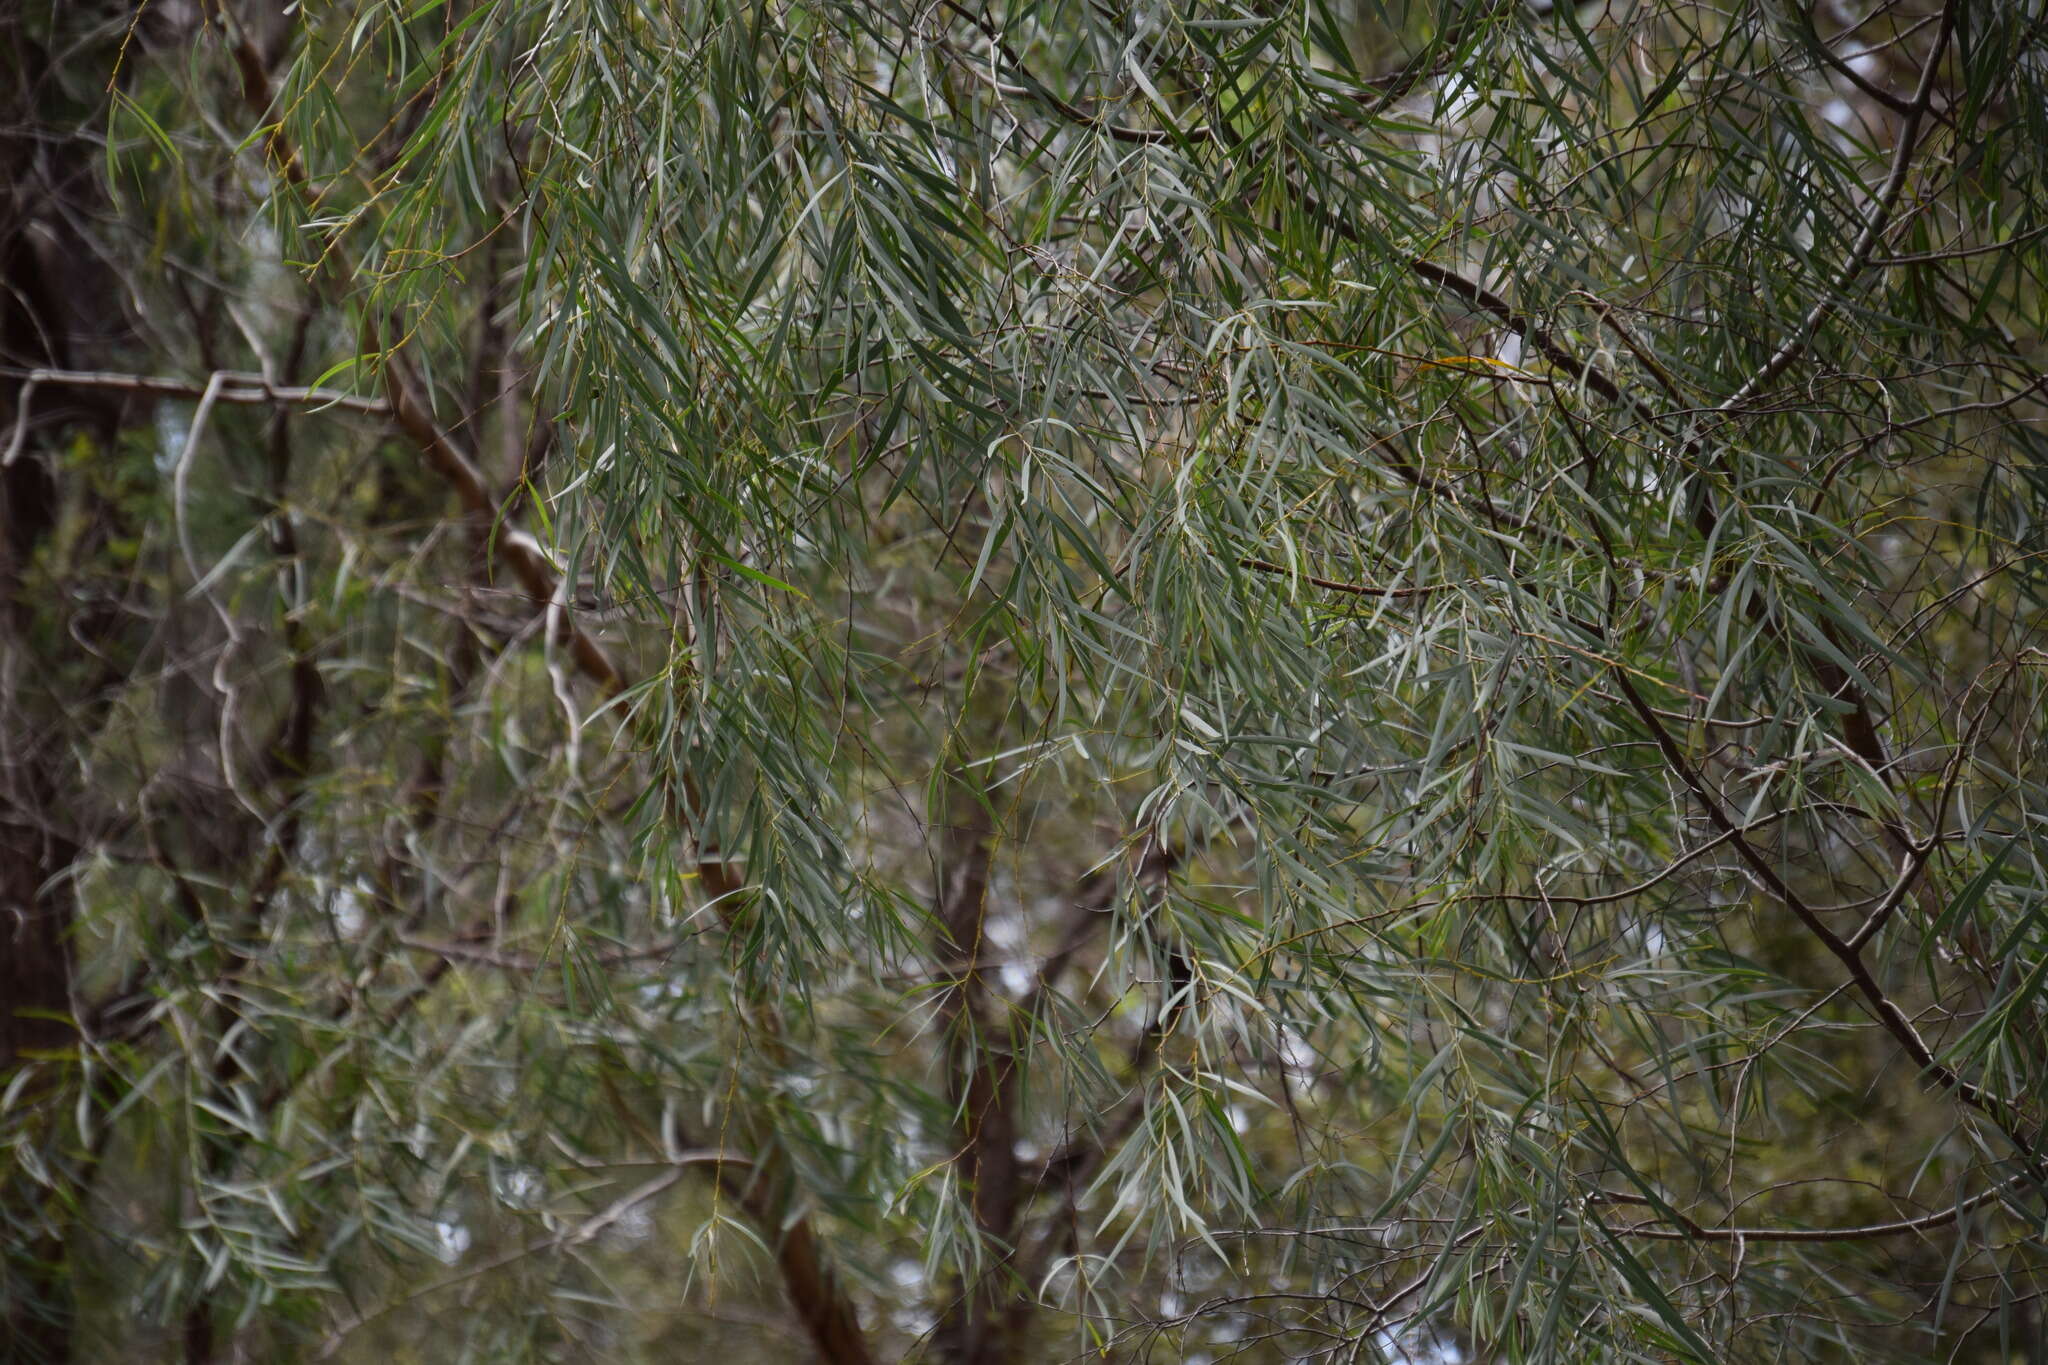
[1598,1170,2032,1242]
[1607,663,2033,1149]
[935,0,1212,144]
[1236,555,1464,599]
[395,934,701,971]
[1345,0,1516,116]
[1406,258,1648,420]
[1793,5,1921,118]
[1482,810,1800,908]
[1868,223,2048,267]
[1715,0,1957,413]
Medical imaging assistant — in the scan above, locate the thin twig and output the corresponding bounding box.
[1608,663,2034,1149]
[1717,0,1957,413]
[2,364,389,470]
[1597,1169,2033,1243]
[1236,555,1466,599]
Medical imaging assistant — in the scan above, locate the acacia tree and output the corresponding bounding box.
[5,0,2048,1360]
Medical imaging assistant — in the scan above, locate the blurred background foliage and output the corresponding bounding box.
[4,0,2048,1360]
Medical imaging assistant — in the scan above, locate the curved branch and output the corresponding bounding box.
[1608,664,2036,1152]
[1716,0,1957,414]
[1598,1171,2033,1243]
[1236,554,1466,599]
[1483,810,1799,908]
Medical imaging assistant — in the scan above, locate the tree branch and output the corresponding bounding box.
[1597,1169,2034,1243]
[1715,0,1957,414]
[1607,663,2035,1150]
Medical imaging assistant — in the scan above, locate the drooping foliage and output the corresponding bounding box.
[5,0,2048,1361]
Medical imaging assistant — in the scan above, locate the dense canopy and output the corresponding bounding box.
[5,0,2048,1361]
